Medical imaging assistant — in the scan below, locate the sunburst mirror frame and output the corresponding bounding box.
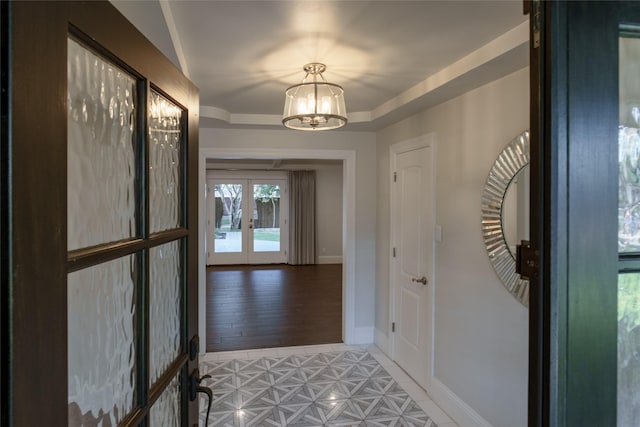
[481,130,530,307]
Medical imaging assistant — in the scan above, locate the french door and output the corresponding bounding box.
[207,176,288,265]
[533,1,640,426]
[3,2,199,426]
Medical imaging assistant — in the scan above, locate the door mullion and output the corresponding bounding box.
[246,180,253,262]
[140,248,150,416]
[139,79,151,420]
[148,353,188,405]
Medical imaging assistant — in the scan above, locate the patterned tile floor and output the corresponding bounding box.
[199,344,458,427]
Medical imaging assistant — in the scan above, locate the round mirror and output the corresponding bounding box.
[481,130,530,307]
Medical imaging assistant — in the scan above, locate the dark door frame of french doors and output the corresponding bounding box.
[2,2,199,426]
[528,2,640,426]
[1,1,9,423]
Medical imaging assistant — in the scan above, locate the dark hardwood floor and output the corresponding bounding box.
[206,264,343,352]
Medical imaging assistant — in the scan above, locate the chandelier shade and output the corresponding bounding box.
[282,63,347,131]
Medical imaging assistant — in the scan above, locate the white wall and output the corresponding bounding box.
[314,163,343,263]
[376,68,529,427]
[200,128,375,332]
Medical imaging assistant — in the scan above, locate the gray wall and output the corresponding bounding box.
[314,164,344,262]
[376,68,529,427]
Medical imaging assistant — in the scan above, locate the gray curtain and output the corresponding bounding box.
[288,170,316,265]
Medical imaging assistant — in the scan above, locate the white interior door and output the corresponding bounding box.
[207,174,288,265]
[391,139,434,388]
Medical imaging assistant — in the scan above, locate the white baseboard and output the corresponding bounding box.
[373,327,489,427]
[428,376,493,427]
[374,327,390,354]
[347,326,374,344]
[318,255,343,264]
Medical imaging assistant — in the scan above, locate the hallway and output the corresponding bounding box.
[206,264,343,352]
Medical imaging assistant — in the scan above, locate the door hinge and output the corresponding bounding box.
[391,322,395,333]
[516,240,538,280]
[532,0,541,49]
[393,172,397,182]
[392,247,396,258]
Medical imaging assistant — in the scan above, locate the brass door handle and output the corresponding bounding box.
[412,276,428,285]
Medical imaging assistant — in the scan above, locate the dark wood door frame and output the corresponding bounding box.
[526,1,547,425]
[1,1,9,423]
[530,2,640,426]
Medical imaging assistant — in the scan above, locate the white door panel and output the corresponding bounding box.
[400,166,423,278]
[400,288,420,348]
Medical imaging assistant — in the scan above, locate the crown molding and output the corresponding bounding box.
[199,21,529,129]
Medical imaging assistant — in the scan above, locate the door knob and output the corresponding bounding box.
[412,276,428,285]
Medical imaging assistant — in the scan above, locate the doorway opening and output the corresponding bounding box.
[198,149,356,352]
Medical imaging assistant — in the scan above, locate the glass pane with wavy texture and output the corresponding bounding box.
[67,38,137,251]
[150,240,181,386]
[149,90,183,233]
[149,374,181,426]
[68,255,137,426]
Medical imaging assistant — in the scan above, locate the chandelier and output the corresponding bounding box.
[282,63,347,131]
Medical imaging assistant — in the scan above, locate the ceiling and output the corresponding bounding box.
[111,0,529,132]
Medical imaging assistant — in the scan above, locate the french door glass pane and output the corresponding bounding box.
[67,254,137,426]
[149,373,181,426]
[253,183,281,252]
[618,273,640,426]
[214,184,243,253]
[149,240,182,386]
[149,90,183,233]
[619,34,640,426]
[67,38,137,251]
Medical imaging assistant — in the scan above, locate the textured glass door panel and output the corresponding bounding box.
[149,374,181,426]
[149,90,183,233]
[67,255,137,426]
[150,241,181,386]
[253,183,281,252]
[214,183,243,253]
[67,38,137,251]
